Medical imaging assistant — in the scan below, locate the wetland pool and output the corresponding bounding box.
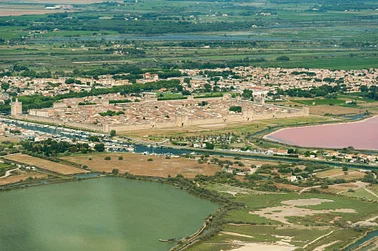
[265,116,378,150]
[0,177,218,251]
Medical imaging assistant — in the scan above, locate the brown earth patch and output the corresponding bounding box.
[234,176,248,182]
[0,6,74,16]
[0,135,20,143]
[62,153,220,178]
[0,171,47,186]
[326,183,360,193]
[281,198,333,206]
[250,198,356,225]
[309,106,364,116]
[220,157,279,168]
[5,154,86,175]
[316,169,365,181]
[274,183,301,192]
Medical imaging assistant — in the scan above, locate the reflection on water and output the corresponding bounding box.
[343,114,367,121]
[74,172,102,179]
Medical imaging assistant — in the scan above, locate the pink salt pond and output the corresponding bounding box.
[265,116,378,150]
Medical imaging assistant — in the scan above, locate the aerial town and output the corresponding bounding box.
[2,65,378,173]
[1,1,378,251]
[1,67,377,102]
[13,93,307,132]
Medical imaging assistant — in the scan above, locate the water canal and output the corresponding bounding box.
[344,230,378,251]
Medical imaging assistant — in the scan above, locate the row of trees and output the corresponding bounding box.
[272,84,348,98]
[361,85,378,100]
[21,139,105,157]
[7,64,184,80]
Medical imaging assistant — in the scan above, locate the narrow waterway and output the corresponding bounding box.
[344,230,378,251]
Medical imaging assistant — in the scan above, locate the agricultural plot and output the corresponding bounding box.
[0,171,47,186]
[0,4,71,16]
[62,153,220,178]
[315,168,366,181]
[309,106,366,116]
[4,154,86,175]
[0,0,378,71]
[293,98,356,107]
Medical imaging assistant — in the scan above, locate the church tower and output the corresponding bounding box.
[11,98,22,117]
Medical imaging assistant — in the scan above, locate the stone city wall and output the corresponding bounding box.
[18,114,103,132]
[105,106,309,133]
[17,105,309,133]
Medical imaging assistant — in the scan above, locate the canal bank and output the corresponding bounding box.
[343,230,378,251]
[151,144,378,171]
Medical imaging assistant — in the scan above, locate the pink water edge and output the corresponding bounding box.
[266,116,378,150]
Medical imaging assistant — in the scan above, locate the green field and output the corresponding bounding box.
[343,188,378,201]
[294,98,353,106]
[0,0,377,72]
[189,187,378,251]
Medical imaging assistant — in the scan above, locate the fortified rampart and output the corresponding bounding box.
[104,105,309,133]
[17,96,309,133]
[18,114,103,132]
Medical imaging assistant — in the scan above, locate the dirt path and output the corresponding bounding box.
[221,231,254,239]
[337,181,367,195]
[302,230,334,249]
[298,185,320,194]
[0,167,19,179]
[326,171,361,178]
[352,214,378,228]
[365,215,378,222]
[364,187,378,199]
